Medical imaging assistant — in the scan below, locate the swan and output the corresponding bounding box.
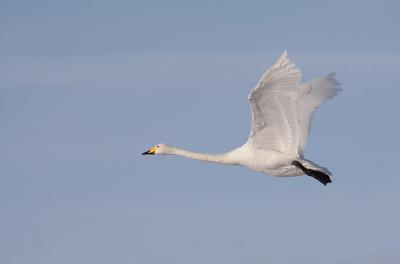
[142,51,341,185]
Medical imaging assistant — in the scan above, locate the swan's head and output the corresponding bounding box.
[142,143,173,155]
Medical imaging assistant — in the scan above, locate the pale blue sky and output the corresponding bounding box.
[1,1,400,264]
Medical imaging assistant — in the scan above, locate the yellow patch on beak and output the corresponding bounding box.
[142,146,157,155]
[148,146,157,154]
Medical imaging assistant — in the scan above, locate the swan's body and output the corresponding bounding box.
[143,51,341,185]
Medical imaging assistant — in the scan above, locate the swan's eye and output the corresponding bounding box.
[157,146,159,148]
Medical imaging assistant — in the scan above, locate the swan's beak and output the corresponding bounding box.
[142,146,156,155]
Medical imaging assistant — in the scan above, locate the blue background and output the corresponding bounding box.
[1,1,399,263]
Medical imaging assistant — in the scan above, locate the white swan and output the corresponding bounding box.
[143,51,341,185]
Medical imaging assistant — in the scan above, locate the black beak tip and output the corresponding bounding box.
[142,152,148,155]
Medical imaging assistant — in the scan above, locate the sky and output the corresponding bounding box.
[1,1,400,263]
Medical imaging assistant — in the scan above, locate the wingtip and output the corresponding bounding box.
[270,50,289,69]
[327,72,342,87]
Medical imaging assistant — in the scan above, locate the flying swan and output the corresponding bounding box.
[143,51,341,185]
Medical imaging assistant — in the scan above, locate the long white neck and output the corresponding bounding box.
[170,147,235,165]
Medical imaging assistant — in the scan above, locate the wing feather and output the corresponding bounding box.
[247,51,302,158]
[296,73,341,157]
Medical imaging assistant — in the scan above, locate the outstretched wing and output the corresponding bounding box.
[296,73,341,157]
[247,51,302,158]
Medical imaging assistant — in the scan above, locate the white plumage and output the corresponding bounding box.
[143,51,341,185]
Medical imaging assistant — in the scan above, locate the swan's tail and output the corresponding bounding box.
[292,161,332,186]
